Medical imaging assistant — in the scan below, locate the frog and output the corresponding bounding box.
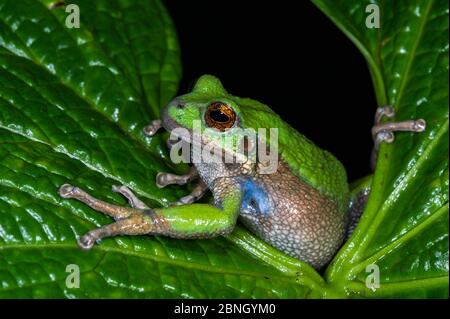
[59,75,426,269]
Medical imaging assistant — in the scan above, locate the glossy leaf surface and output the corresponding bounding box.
[0,0,320,298]
[0,0,448,298]
[312,0,449,298]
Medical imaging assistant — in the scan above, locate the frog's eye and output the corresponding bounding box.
[204,102,236,131]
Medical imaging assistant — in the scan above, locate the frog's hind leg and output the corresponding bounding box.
[59,184,154,250]
[112,185,149,209]
[59,182,242,250]
[59,184,137,220]
[76,213,153,250]
[371,105,426,169]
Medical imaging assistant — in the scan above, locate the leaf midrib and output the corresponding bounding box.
[353,119,449,258]
[346,275,448,296]
[0,136,322,294]
[0,243,305,283]
[391,0,435,108]
[349,203,449,277]
[0,62,167,204]
[0,4,165,164]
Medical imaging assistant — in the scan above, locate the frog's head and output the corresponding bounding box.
[162,75,239,132]
[162,75,246,157]
[161,75,279,172]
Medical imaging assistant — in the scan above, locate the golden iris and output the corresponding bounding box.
[204,102,236,131]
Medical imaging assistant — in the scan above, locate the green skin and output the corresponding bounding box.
[59,75,367,270]
[159,75,351,268]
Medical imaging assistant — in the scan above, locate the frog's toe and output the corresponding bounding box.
[156,167,199,188]
[143,120,162,136]
[77,234,96,250]
[59,184,77,198]
[156,172,168,188]
[112,185,149,209]
[111,185,126,194]
[371,105,426,170]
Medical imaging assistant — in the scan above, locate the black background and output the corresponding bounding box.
[164,0,377,182]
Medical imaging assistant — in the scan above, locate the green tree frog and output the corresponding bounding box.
[59,75,425,269]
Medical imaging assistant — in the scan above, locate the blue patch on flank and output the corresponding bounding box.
[239,178,271,216]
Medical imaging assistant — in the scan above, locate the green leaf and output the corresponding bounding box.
[0,0,447,298]
[312,0,449,298]
[0,0,321,298]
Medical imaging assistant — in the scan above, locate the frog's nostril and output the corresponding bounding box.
[176,103,185,109]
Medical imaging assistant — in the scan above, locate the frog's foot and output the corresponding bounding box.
[59,184,138,220]
[371,105,426,169]
[59,184,154,250]
[171,180,208,206]
[143,120,162,136]
[112,185,149,209]
[156,166,199,188]
[77,212,153,250]
[143,119,181,150]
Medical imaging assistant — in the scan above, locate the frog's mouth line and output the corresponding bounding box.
[160,106,250,164]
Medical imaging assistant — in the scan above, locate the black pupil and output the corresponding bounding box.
[210,109,229,123]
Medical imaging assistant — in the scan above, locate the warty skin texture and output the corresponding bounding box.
[198,159,345,269]
[59,74,351,270]
[162,75,350,268]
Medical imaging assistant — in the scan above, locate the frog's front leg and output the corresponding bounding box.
[143,119,181,151]
[371,105,426,169]
[143,119,206,203]
[171,180,208,206]
[59,183,241,249]
[156,166,209,205]
[156,166,199,188]
[143,120,162,136]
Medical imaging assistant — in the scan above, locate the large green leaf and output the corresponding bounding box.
[0,0,448,298]
[312,0,449,298]
[0,0,322,298]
